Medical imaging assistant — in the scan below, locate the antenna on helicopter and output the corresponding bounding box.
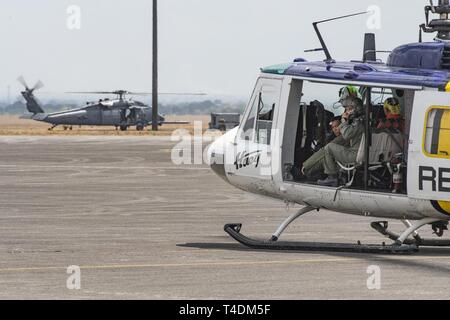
[305,11,370,63]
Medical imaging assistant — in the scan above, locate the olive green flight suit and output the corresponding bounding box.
[323,118,365,176]
[302,135,348,179]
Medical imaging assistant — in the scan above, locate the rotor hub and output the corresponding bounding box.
[421,0,450,41]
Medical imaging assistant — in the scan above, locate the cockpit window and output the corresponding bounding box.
[240,94,258,141]
[256,85,279,144]
[239,79,281,143]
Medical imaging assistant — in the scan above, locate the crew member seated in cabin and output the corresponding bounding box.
[317,88,365,187]
[327,119,343,144]
[301,119,349,180]
[377,97,404,132]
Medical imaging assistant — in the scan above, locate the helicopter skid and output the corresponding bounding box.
[224,224,418,254]
[371,221,450,247]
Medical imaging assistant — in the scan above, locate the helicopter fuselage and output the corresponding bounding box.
[208,46,450,223]
[33,100,165,130]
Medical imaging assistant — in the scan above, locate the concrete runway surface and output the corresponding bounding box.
[0,136,449,299]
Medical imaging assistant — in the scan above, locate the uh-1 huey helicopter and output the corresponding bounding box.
[207,0,450,254]
[18,76,203,131]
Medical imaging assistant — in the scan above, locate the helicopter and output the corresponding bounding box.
[207,0,450,254]
[18,77,202,131]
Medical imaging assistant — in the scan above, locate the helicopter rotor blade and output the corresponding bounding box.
[130,92,207,96]
[32,80,44,92]
[17,76,29,90]
[66,91,207,96]
[160,92,207,96]
[66,92,119,95]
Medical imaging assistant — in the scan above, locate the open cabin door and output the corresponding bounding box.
[408,91,450,201]
[225,77,282,183]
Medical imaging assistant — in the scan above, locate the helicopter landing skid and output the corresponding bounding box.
[371,221,450,247]
[224,224,418,254]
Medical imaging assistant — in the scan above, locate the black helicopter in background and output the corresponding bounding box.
[18,77,204,131]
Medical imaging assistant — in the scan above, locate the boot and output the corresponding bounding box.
[317,175,339,187]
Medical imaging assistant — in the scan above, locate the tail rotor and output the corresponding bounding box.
[17,76,44,95]
[17,76,45,114]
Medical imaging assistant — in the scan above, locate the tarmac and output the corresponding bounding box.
[0,136,449,299]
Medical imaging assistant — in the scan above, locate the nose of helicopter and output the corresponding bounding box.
[207,135,228,182]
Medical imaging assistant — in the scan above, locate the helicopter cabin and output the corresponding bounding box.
[236,41,450,197]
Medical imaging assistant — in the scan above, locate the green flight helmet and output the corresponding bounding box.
[338,85,359,105]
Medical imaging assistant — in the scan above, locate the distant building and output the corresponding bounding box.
[209,113,241,131]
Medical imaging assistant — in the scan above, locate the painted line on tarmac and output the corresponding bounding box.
[1,255,450,273]
[0,259,360,273]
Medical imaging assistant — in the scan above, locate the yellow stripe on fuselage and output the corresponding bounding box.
[438,201,450,214]
[432,84,450,215]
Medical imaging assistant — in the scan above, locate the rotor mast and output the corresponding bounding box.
[116,90,126,101]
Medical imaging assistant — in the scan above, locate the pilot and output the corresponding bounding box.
[317,87,365,187]
[377,97,404,132]
[301,119,348,180]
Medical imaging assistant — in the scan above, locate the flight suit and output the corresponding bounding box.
[303,135,348,179]
[323,118,365,175]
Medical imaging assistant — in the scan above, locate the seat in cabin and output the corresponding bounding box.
[337,130,403,187]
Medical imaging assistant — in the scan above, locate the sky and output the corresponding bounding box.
[0,0,435,103]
